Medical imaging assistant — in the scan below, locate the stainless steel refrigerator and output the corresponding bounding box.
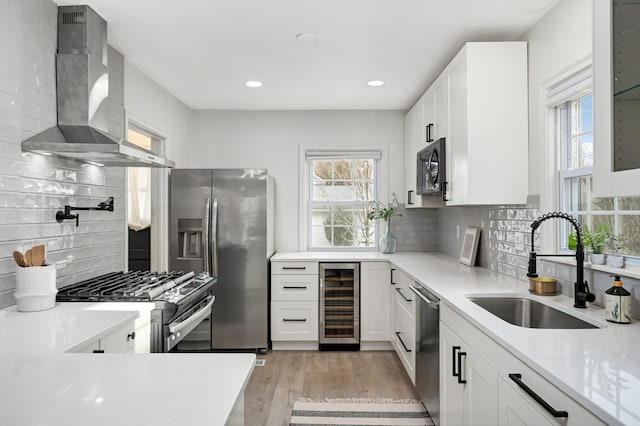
[169,169,274,352]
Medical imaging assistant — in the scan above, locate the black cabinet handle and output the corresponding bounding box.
[426,123,434,143]
[442,181,449,202]
[390,268,396,285]
[283,285,308,289]
[457,351,467,384]
[92,349,105,353]
[395,332,411,352]
[452,346,461,378]
[127,331,136,341]
[407,190,414,205]
[283,318,307,322]
[395,287,412,302]
[509,373,568,418]
[282,266,306,270]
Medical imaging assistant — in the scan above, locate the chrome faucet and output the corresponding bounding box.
[527,212,595,308]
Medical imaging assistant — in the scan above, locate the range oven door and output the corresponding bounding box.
[166,295,215,352]
[417,137,447,199]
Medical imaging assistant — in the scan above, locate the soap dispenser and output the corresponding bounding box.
[605,275,631,324]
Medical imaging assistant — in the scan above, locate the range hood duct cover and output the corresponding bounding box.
[21,5,174,168]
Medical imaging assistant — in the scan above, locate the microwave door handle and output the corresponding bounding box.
[202,198,210,275]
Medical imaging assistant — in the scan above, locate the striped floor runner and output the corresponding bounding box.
[289,398,434,425]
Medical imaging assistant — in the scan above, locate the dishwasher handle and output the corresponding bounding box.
[409,285,440,310]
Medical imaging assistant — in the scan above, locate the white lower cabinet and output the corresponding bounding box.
[390,268,416,383]
[271,301,319,341]
[440,319,498,426]
[360,262,390,343]
[440,302,605,426]
[72,321,137,354]
[497,349,605,426]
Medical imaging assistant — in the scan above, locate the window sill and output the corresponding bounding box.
[541,256,640,280]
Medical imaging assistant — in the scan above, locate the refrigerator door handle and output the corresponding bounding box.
[202,198,211,275]
[210,198,219,277]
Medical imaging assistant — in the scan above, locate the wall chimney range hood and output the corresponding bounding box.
[21,5,174,168]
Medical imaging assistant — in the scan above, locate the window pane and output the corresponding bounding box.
[619,197,640,210]
[578,133,593,167]
[312,159,375,202]
[619,215,640,255]
[310,205,374,248]
[563,176,589,211]
[579,95,593,133]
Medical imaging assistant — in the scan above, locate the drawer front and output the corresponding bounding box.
[99,321,136,353]
[271,261,318,275]
[271,301,319,341]
[395,285,416,321]
[498,349,606,426]
[393,301,416,381]
[272,275,318,301]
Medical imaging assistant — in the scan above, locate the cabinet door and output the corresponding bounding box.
[440,323,465,426]
[433,77,448,140]
[405,107,423,208]
[447,54,469,206]
[271,301,319,341]
[464,345,498,426]
[99,321,136,353]
[422,90,436,145]
[360,262,390,341]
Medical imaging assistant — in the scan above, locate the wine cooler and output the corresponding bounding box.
[319,263,360,349]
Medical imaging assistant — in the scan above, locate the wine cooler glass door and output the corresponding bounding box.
[319,263,360,345]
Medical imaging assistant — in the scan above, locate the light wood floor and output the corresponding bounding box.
[244,350,420,426]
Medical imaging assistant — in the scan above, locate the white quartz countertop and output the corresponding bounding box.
[274,251,640,426]
[272,251,388,262]
[0,302,255,426]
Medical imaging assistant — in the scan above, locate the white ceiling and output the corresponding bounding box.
[55,0,560,110]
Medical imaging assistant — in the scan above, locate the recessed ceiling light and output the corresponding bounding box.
[245,80,263,88]
[296,33,318,44]
[367,80,385,87]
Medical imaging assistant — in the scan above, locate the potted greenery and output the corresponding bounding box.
[569,224,608,264]
[367,193,402,254]
[606,234,625,268]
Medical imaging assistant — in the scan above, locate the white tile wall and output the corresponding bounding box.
[0,0,126,308]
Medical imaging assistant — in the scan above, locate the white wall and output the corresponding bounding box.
[522,0,592,197]
[190,110,405,252]
[124,62,193,167]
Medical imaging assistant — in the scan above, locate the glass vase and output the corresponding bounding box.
[379,218,397,254]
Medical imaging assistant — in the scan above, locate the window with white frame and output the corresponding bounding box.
[127,126,162,231]
[307,151,380,249]
[553,70,640,259]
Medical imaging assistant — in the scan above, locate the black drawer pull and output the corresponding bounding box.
[282,266,306,270]
[407,190,414,205]
[283,318,307,322]
[92,349,105,354]
[283,285,307,289]
[127,332,136,341]
[395,287,412,302]
[457,351,467,384]
[395,332,411,353]
[390,268,396,285]
[509,373,568,418]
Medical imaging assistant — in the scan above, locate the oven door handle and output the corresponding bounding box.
[168,295,215,335]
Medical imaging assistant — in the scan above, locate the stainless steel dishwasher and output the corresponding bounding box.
[409,283,440,426]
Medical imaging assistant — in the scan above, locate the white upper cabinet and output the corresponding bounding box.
[593,0,640,197]
[404,42,528,207]
[405,103,423,208]
[446,42,528,205]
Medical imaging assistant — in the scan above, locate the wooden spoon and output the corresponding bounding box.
[24,249,32,267]
[12,251,28,267]
[31,245,46,266]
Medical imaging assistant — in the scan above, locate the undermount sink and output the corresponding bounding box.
[468,296,600,329]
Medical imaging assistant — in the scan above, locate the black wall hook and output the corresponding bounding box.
[56,197,114,227]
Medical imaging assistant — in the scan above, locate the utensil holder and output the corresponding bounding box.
[14,264,57,312]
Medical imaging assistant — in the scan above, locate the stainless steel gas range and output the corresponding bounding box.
[56,271,217,353]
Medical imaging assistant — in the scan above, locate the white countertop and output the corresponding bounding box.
[274,251,640,426]
[0,302,255,426]
[272,251,388,262]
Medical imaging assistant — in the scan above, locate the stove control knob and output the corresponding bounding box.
[171,335,176,341]
[198,272,209,280]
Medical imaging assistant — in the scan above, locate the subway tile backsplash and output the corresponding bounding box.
[0,0,126,308]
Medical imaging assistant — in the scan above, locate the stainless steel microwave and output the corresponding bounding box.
[417,137,448,200]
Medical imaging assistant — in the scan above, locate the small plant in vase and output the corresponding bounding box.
[587,224,609,265]
[367,193,403,254]
[606,234,625,268]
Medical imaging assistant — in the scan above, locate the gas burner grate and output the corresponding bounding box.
[56,271,187,302]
